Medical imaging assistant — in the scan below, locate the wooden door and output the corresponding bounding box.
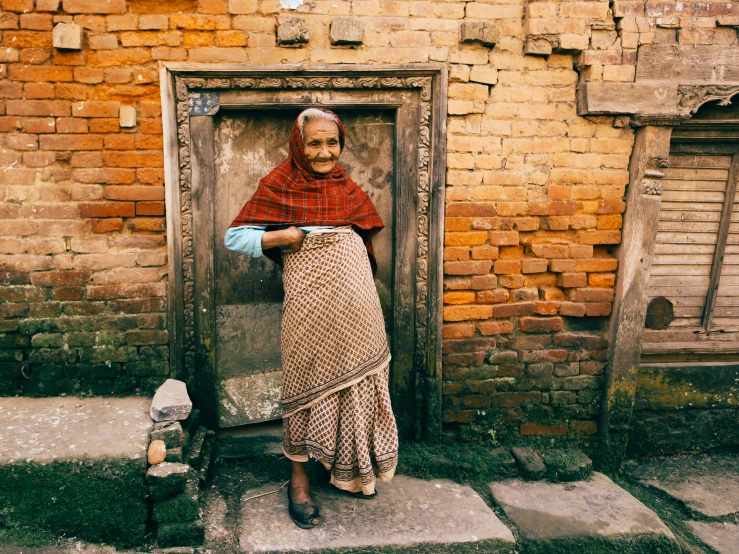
[213,109,396,427]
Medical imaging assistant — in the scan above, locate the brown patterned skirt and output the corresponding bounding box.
[280,227,398,494]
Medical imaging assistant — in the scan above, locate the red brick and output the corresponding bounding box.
[79,202,135,218]
[469,274,498,290]
[477,320,514,335]
[570,421,597,435]
[127,217,165,232]
[57,117,88,133]
[125,329,168,345]
[52,286,85,301]
[559,273,587,288]
[519,316,563,333]
[491,392,541,408]
[444,260,492,275]
[493,302,535,318]
[446,202,496,217]
[5,133,37,150]
[39,134,103,150]
[520,423,568,436]
[579,361,603,375]
[559,301,586,317]
[476,289,509,304]
[498,274,525,288]
[102,134,135,150]
[576,258,618,272]
[55,82,88,100]
[63,0,126,14]
[0,116,24,132]
[6,99,70,116]
[23,152,56,167]
[571,288,615,302]
[443,410,474,424]
[25,117,55,133]
[0,81,23,98]
[52,50,86,66]
[585,302,612,316]
[29,270,92,286]
[73,67,104,84]
[520,349,568,362]
[102,151,163,167]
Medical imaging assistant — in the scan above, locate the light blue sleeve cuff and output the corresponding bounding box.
[224,226,266,258]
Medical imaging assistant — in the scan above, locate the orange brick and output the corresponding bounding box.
[87,48,151,68]
[91,218,123,233]
[3,30,53,48]
[597,214,622,229]
[6,100,70,117]
[55,83,88,100]
[522,258,548,273]
[534,301,560,315]
[585,302,612,316]
[444,246,470,261]
[71,101,119,118]
[104,186,164,201]
[25,118,55,133]
[498,274,525,288]
[445,231,488,246]
[597,199,625,214]
[541,287,565,301]
[494,260,521,274]
[443,323,476,339]
[471,245,499,260]
[443,305,494,322]
[488,231,519,246]
[89,119,120,133]
[447,202,496,217]
[445,217,472,232]
[578,230,621,245]
[127,217,165,232]
[575,258,618,272]
[103,151,164,167]
[588,273,616,287]
[548,184,571,200]
[23,82,54,99]
[444,291,476,305]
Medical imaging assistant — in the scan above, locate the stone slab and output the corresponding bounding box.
[0,397,151,464]
[624,453,739,518]
[687,521,739,554]
[238,475,514,552]
[490,472,675,541]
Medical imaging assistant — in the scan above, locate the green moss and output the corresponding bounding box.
[0,457,147,547]
[518,535,679,554]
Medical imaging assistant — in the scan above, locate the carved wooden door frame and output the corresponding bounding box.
[160,64,448,441]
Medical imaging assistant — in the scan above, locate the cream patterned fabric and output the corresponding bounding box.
[280,227,398,494]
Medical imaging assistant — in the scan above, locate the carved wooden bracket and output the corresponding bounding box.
[677,84,739,114]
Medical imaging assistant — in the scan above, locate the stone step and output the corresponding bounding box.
[0,397,152,546]
[489,472,680,553]
[205,474,515,553]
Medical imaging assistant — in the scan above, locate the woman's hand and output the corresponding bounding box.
[261,226,306,254]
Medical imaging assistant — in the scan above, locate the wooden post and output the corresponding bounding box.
[596,125,672,472]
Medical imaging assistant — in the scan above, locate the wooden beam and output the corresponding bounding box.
[636,45,739,83]
[597,126,672,472]
[702,155,739,329]
[577,82,679,116]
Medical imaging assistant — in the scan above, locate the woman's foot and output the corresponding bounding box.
[288,462,320,529]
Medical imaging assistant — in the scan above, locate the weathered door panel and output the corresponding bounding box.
[213,109,396,427]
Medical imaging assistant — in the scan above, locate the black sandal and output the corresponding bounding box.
[287,483,321,529]
[346,489,378,500]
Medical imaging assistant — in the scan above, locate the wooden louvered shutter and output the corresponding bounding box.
[643,152,739,356]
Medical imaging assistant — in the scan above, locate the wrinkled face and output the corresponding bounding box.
[303,119,341,174]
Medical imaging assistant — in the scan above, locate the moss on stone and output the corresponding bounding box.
[517,535,680,554]
[0,457,147,547]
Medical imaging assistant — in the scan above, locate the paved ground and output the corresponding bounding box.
[490,472,675,543]
[218,475,515,553]
[623,453,739,518]
[687,522,739,554]
[0,397,151,464]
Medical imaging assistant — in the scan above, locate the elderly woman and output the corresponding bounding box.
[224,108,398,529]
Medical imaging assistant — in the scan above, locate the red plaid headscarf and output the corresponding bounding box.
[230,109,384,272]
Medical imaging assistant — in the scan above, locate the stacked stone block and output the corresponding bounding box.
[147,379,215,547]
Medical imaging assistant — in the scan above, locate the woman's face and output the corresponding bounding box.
[303,119,341,174]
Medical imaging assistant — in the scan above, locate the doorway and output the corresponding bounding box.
[161,66,447,440]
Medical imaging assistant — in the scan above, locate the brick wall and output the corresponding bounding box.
[0,0,734,442]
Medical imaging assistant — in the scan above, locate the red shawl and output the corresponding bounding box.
[229,109,384,273]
